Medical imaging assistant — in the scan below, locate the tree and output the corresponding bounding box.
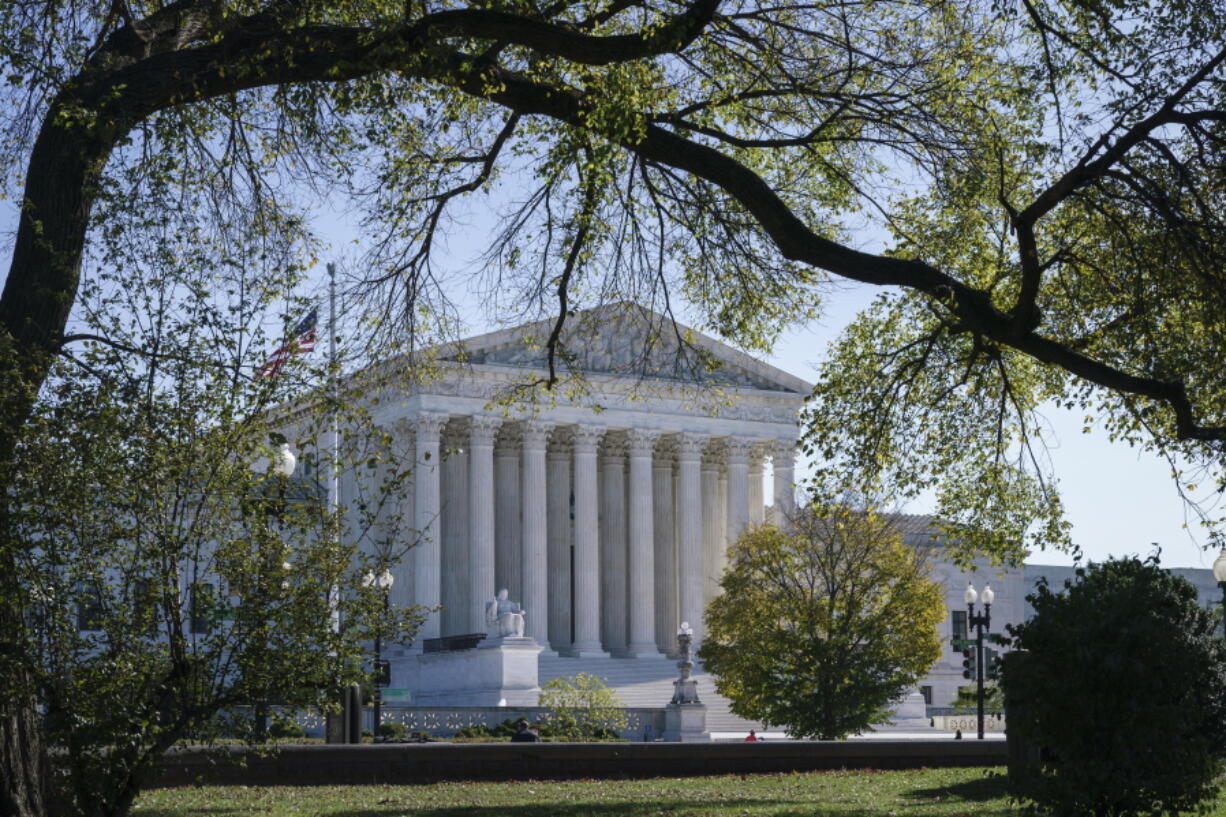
[7,253,424,817]
[538,672,628,740]
[1003,557,1226,817]
[1,0,1224,811]
[698,504,944,740]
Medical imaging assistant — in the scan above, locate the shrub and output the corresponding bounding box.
[268,719,307,740]
[539,673,628,740]
[378,721,408,740]
[453,724,496,739]
[1004,557,1226,817]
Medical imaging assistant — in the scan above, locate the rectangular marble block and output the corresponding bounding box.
[663,702,710,742]
[411,639,545,706]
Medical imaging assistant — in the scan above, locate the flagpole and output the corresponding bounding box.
[324,261,356,743]
[327,262,339,523]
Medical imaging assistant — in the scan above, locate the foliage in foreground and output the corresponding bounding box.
[1004,557,1226,817]
[699,505,944,740]
[538,673,629,740]
[9,256,426,817]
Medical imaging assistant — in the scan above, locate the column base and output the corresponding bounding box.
[625,642,670,659]
[565,641,610,658]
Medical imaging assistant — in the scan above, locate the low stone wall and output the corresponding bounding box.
[154,740,1007,788]
[266,705,666,740]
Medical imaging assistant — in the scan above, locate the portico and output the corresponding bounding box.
[364,305,809,690]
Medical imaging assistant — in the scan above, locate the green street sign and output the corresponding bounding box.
[951,638,976,650]
[381,688,411,703]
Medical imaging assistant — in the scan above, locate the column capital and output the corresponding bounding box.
[726,437,755,465]
[750,439,774,464]
[773,440,797,466]
[654,434,679,462]
[573,423,605,452]
[626,428,659,457]
[414,411,449,444]
[677,432,706,461]
[548,425,574,459]
[600,430,627,459]
[495,423,522,454]
[469,415,501,446]
[442,419,467,449]
[521,419,554,451]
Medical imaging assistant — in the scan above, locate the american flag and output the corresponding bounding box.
[258,309,317,378]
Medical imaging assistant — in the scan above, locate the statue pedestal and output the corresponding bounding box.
[663,702,709,742]
[411,637,544,706]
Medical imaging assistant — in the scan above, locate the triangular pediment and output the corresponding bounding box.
[438,303,811,394]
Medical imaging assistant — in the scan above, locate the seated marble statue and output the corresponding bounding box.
[485,588,526,638]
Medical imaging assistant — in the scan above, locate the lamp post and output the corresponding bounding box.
[964,582,994,740]
[1212,548,1226,639]
[251,438,296,740]
[671,621,701,705]
[362,568,394,738]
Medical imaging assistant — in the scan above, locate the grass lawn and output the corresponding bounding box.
[133,767,1022,817]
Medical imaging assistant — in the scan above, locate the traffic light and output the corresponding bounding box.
[961,648,976,680]
[985,649,1002,682]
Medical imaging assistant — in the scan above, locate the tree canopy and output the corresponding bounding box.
[0,0,1222,544]
[698,506,944,739]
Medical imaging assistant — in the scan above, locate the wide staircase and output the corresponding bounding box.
[537,652,764,735]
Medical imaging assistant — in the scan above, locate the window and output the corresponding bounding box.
[921,686,933,706]
[76,582,105,632]
[190,582,216,635]
[952,610,968,641]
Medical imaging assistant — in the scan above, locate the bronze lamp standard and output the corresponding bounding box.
[362,568,394,738]
[964,582,994,740]
[1212,548,1226,638]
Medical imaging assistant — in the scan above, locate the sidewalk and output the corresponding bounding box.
[710,730,1006,741]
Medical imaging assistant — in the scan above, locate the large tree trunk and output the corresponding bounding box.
[0,611,46,817]
[0,101,120,817]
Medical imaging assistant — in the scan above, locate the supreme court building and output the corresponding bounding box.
[356,304,808,695]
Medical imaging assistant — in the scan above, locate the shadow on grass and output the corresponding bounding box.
[138,800,884,817]
[137,798,1025,817]
[906,771,1011,804]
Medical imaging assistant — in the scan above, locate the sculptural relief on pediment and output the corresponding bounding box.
[444,306,802,393]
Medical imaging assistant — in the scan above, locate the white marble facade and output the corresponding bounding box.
[354,305,808,688]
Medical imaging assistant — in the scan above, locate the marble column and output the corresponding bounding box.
[521,420,553,646]
[413,411,448,645]
[700,450,722,624]
[773,442,796,527]
[389,422,416,620]
[677,434,704,643]
[494,429,522,601]
[571,425,606,656]
[468,415,500,633]
[600,433,628,654]
[748,447,765,526]
[546,429,573,653]
[653,437,678,654]
[626,429,659,657]
[717,460,729,586]
[440,423,469,636]
[726,438,752,546]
